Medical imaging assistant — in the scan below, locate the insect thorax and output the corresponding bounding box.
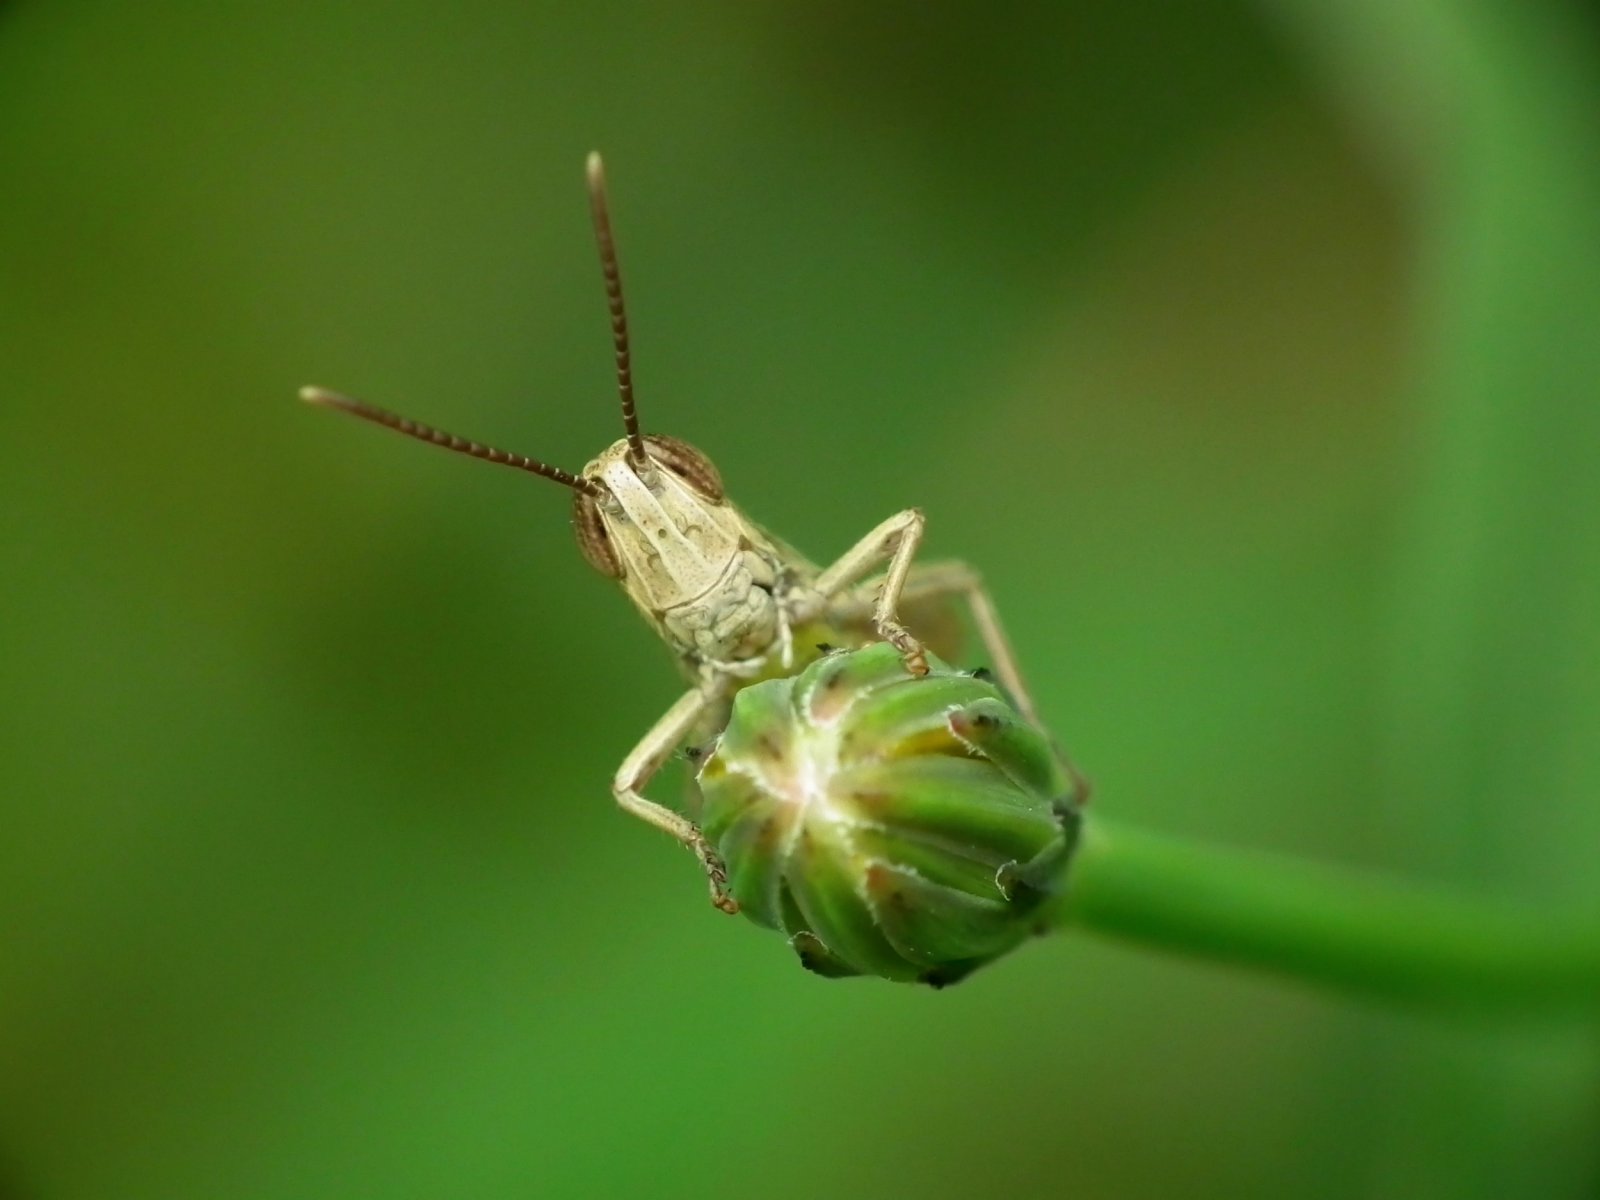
[661,545,792,670]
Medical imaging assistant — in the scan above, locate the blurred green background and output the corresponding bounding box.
[3,2,1599,1197]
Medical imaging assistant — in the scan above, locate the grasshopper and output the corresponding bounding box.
[302,153,1044,914]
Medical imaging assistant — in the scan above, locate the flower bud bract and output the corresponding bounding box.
[697,643,1080,986]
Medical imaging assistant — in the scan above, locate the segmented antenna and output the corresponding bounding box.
[300,387,600,495]
[586,151,647,466]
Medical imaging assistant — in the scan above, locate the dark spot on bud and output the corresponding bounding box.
[815,642,837,654]
[791,930,844,977]
[969,666,995,682]
[863,862,904,906]
[796,947,829,975]
[919,962,980,989]
[995,861,1045,907]
[682,744,707,764]
[971,712,1000,730]
[851,789,891,816]
[1052,798,1086,837]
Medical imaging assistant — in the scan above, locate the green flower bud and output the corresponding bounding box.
[696,643,1081,987]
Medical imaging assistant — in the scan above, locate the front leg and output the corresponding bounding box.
[812,507,929,675]
[614,686,738,913]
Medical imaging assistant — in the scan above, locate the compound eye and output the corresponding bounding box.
[572,492,622,578]
[643,434,723,501]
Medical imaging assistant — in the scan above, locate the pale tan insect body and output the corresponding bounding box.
[303,153,1041,914]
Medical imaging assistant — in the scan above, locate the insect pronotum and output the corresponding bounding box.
[302,152,1045,914]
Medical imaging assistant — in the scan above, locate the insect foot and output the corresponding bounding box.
[692,835,740,915]
[694,642,1082,986]
[879,619,930,678]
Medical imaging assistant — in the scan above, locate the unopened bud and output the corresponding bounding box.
[697,643,1080,986]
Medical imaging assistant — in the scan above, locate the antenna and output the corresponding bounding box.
[300,387,600,495]
[586,151,648,465]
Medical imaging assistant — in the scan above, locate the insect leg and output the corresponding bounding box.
[896,560,1040,723]
[812,508,929,675]
[614,686,739,913]
[888,559,1092,805]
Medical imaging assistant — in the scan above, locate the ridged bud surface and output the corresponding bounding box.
[697,643,1080,986]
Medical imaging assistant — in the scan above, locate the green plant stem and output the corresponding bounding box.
[1049,817,1600,1012]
